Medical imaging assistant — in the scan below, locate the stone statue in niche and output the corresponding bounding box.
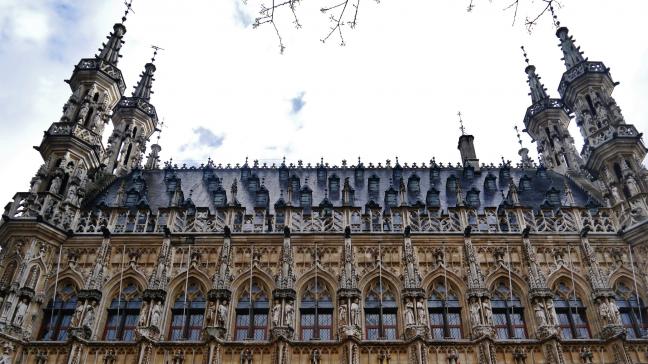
[284,301,294,328]
[533,299,547,326]
[416,299,427,325]
[338,302,347,326]
[405,300,415,325]
[217,301,228,328]
[469,298,481,326]
[272,301,281,327]
[12,298,28,327]
[138,301,149,326]
[482,298,493,325]
[150,301,162,328]
[350,299,360,327]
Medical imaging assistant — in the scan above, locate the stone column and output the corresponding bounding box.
[463,227,495,339]
[337,227,361,339]
[205,227,233,340]
[271,227,296,340]
[138,230,173,340]
[401,226,429,340]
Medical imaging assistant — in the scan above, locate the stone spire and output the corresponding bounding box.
[105,46,161,176]
[132,46,161,101]
[549,5,586,70]
[96,0,133,66]
[521,46,549,104]
[515,125,533,168]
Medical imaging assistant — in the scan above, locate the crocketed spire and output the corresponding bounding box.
[96,23,126,66]
[132,46,161,101]
[521,46,549,104]
[550,4,585,70]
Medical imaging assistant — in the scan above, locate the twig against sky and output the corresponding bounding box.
[244,0,560,53]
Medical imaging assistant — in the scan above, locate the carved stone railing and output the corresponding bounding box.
[581,124,640,159]
[76,57,126,93]
[523,98,569,127]
[558,61,609,96]
[1,193,622,235]
[46,122,104,150]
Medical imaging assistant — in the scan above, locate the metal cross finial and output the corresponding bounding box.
[458,111,466,136]
[151,45,164,63]
[121,0,135,24]
[521,46,530,65]
[549,2,561,28]
[514,125,524,148]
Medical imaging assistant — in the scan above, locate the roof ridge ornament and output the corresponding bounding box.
[458,111,466,136]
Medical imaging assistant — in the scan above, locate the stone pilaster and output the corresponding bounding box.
[401,226,429,339]
[270,227,296,340]
[463,227,495,339]
[205,227,233,340]
[337,226,361,339]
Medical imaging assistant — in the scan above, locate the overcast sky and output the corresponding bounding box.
[0,0,647,205]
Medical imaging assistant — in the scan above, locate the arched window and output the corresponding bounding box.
[553,281,590,339]
[40,282,78,341]
[364,280,398,340]
[0,261,17,289]
[492,281,526,339]
[25,265,40,289]
[427,281,462,339]
[614,281,648,338]
[300,279,333,340]
[169,282,205,341]
[103,282,142,341]
[235,280,269,341]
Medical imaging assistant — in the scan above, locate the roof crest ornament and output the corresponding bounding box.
[458,111,466,136]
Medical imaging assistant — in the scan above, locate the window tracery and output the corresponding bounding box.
[103,282,142,341]
[491,281,526,339]
[427,281,462,339]
[300,278,333,340]
[553,281,590,339]
[169,281,205,341]
[364,280,397,340]
[614,281,647,338]
[40,282,78,341]
[235,280,269,341]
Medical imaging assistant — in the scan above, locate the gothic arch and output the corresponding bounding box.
[230,266,276,295]
[167,268,211,294]
[421,270,466,301]
[96,278,144,341]
[294,268,337,296]
[102,268,147,294]
[358,268,400,296]
[43,270,84,299]
[547,265,588,289]
[485,270,527,296]
[0,259,18,288]
[609,270,646,299]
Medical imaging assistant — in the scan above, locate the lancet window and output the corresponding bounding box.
[614,281,647,338]
[40,282,78,341]
[103,282,142,341]
[492,281,526,339]
[427,281,462,339]
[364,280,398,340]
[300,279,333,340]
[553,281,590,339]
[235,280,269,341]
[169,282,205,341]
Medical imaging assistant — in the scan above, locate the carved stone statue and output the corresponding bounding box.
[138,301,149,326]
[416,300,427,325]
[534,299,547,326]
[610,185,622,204]
[217,301,228,328]
[482,298,493,325]
[350,299,360,327]
[338,303,347,326]
[77,101,90,124]
[71,303,84,326]
[206,301,216,326]
[627,175,641,196]
[598,298,611,323]
[468,299,480,327]
[405,300,415,326]
[284,301,294,328]
[546,299,559,326]
[151,301,162,328]
[272,301,281,327]
[49,176,62,195]
[608,299,621,325]
[82,301,96,329]
[12,298,28,327]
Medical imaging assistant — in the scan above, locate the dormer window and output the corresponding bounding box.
[430,167,440,181]
[463,166,474,180]
[368,175,380,201]
[484,174,497,191]
[519,175,532,191]
[255,190,269,208]
[240,166,251,181]
[536,166,547,179]
[165,178,178,193]
[213,189,227,207]
[546,188,561,206]
[300,190,312,208]
[500,167,511,181]
[408,175,420,194]
[206,177,219,192]
[393,166,403,185]
[290,176,301,193]
[317,166,327,183]
[279,167,289,182]
[446,175,457,192]
[125,191,138,207]
[355,166,364,184]
[466,188,480,208]
[248,175,260,192]
[328,175,340,193]
[426,189,440,207]
[385,188,397,208]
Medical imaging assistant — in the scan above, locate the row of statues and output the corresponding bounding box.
[272,301,294,328]
[404,299,427,326]
[469,297,493,327]
[338,299,361,327]
[206,300,229,328]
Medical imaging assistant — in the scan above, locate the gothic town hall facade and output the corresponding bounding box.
[1,9,648,364]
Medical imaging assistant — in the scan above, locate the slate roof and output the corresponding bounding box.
[90,161,597,214]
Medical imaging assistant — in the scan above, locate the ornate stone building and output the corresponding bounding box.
[1,6,648,364]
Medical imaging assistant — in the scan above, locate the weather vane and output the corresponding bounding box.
[121,0,135,24]
[458,111,466,136]
[155,118,167,144]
